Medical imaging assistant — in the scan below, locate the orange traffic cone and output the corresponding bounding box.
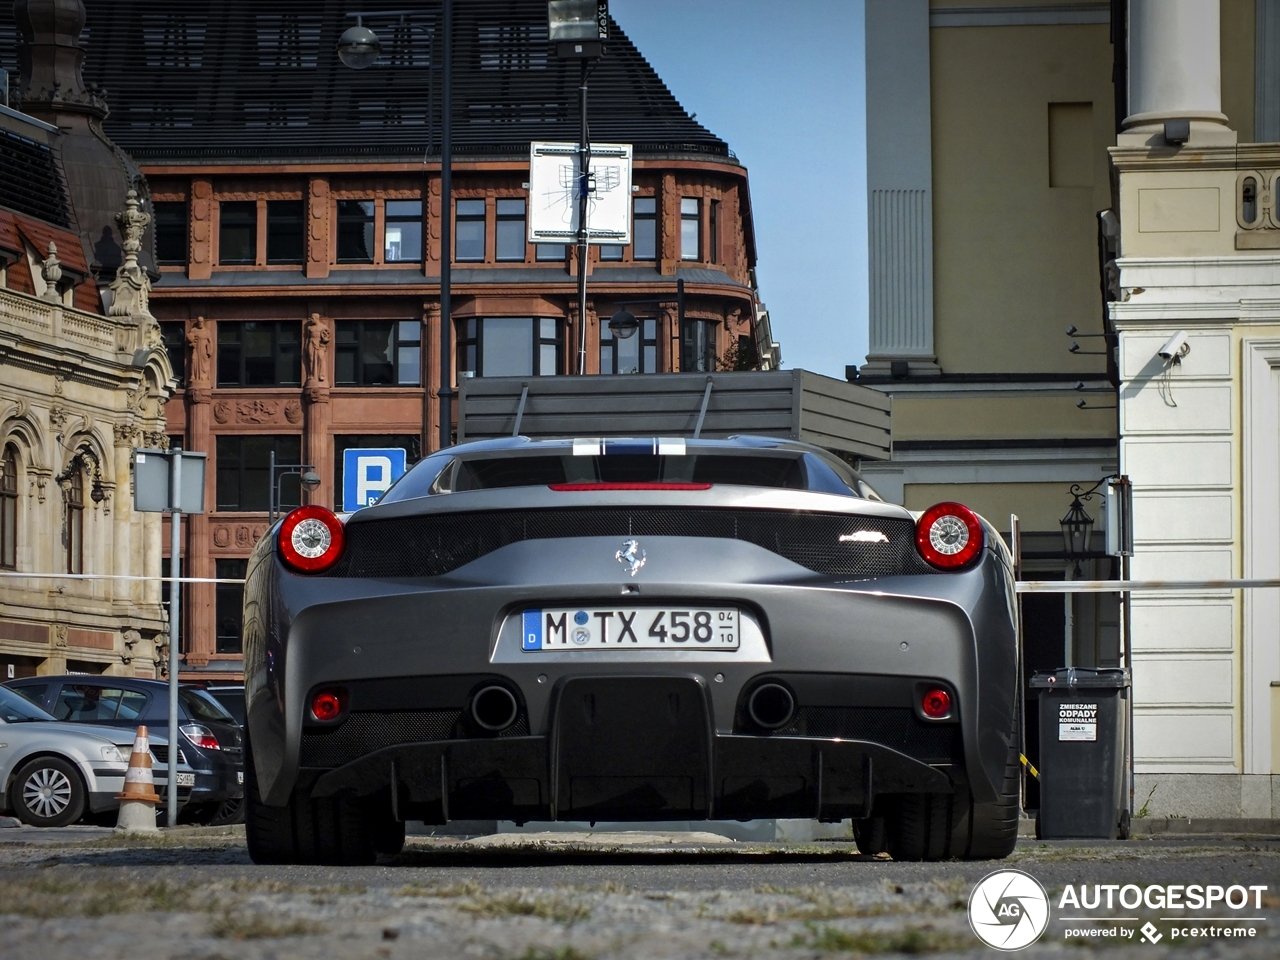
[114,725,161,833]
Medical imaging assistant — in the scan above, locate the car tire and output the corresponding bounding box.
[244,733,377,866]
[10,756,87,828]
[885,722,1020,862]
[852,815,888,856]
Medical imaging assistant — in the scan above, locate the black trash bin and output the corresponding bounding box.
[1029,667,1130,840]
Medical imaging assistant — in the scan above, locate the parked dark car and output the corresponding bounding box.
[3,676,243,824]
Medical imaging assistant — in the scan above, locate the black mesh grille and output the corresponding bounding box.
[327,508,933,579]
[149,745,189,766]
[763,707,960,764]
[299,709,530,768]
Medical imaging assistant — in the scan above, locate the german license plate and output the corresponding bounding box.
[523,607,740,650]
[176,772,196,787]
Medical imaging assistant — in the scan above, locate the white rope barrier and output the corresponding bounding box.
[0,571,247,584]
[1016,578,1280,593]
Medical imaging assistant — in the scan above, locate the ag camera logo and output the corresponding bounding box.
[969,869,1050,951]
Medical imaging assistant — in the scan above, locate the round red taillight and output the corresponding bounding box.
[278,506,345,573]
[915,502,984,570]
[921,687,952,720]
[310,689,346,722]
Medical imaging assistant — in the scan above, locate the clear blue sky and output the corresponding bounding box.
[611,0,868,377]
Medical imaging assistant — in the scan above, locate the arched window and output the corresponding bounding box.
[1,445,17,569]
[66,468,83,574]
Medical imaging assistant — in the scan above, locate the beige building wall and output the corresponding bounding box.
[930,20,1116,375]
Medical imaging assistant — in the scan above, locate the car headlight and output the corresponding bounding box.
[101,744,127,762]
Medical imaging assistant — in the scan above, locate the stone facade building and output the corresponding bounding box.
[0,0,772,680]
[0,94,173,679]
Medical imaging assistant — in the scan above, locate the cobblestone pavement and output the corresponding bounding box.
[0,829,1278,959]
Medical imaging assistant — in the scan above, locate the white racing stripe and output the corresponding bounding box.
[572,438,603,456]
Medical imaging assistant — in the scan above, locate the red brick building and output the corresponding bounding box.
[2,1,770,679]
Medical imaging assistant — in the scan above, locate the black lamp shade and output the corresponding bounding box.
[608,308,639,339]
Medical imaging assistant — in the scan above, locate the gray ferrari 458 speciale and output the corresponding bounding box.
[241,435,1019,864]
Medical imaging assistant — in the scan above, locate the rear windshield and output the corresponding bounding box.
[180,688,237,724]
[442,454,807,492]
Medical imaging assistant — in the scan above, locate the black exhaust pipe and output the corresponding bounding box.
[471,685,519,731]
[747,683,795,730]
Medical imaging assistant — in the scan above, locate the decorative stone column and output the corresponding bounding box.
[184,317,215,665]
[302,313,333,508]
[1122,0,1236,145]
[862,0,940,378]
[423,301,442,454]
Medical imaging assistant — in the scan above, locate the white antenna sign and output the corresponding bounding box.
[528,141,633,244]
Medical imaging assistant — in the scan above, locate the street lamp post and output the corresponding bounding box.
[268,450,321,525]
[548,1,609,374]
[339,5,454,450]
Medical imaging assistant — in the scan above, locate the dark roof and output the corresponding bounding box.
[0,1,731,164]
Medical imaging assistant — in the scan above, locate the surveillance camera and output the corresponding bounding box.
[1157,330,1191,363]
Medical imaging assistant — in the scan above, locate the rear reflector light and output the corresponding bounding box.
[915,502,984,570]
[278,506,345,573]
[310,689,346,722]
[548,482,712,491]
[179,722,220,750]
[921,688,952,720]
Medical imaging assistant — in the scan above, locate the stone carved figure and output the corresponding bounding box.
[40,242,62,302]
[109,190,153,323]
[187,316,213,386]
[304,314,331,389]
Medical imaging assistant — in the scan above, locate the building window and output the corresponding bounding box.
[1,445,17,570]
[159,321,186,387]
[599,243,623,261]
[266,200,304,264]
[536,243,566,262]
[681,318,717,372]
[681,198,700,261]
[218,201,257,265]
[215,435,301,512]
[496,198,526,261]
[456,317,560,378]
[600,317,658,375]
[336,200,375,263]
[65,469,83,575]
[456,199,486,262]
[215,558,248,654]
[385,200,423,262]
[709,199,719,264]
[334,320,421,386]
[333,435,421,511]
[216,321,301,387]
[634,197,656,260]
[153,201,188,265]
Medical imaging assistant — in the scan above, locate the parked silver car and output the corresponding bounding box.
[0,685,192,826]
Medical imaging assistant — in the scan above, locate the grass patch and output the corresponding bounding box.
[394,880,484,899]
[207,909,323,940]
[0,877,192,919]
[790,924,969,954]
[460,891,591,925]
[516,947,593,960]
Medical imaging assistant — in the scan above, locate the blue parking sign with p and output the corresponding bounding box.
[342,448,407,511]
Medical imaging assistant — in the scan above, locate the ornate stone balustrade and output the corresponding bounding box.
[0,286,120,357]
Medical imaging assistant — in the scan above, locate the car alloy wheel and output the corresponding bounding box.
[12,756,87,827]
[23,767,73,819]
